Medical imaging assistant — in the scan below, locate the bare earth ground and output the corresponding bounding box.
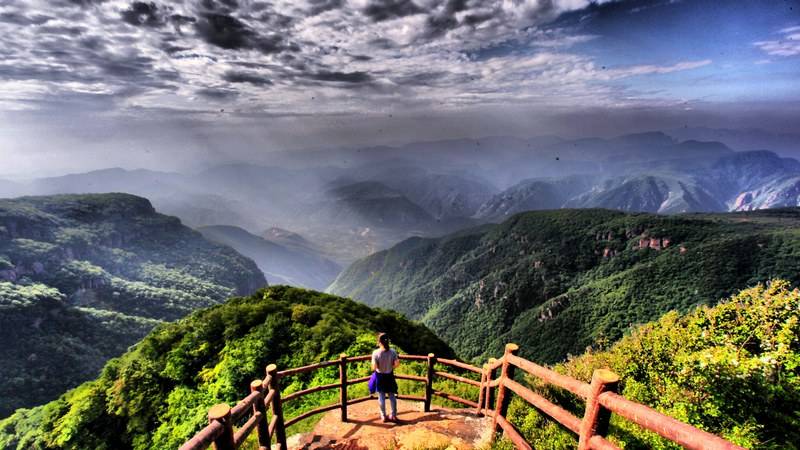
[287,399,492,450]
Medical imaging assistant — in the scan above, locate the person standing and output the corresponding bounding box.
[371,332,400,422]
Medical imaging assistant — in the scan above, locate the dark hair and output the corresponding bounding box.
[377,332,390,350]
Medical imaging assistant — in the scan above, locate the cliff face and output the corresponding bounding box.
[329,208,800,364]
[0,194,266,416]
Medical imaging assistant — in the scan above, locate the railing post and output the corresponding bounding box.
[578,369,620,450]
[424,353,436,412]
[475,364,487,417]
[266,364,287,450]
[250,380,271,450]
[208,404,235,450]
[486,357,498,414]
[492,343,519,435]
[339,353,348,423]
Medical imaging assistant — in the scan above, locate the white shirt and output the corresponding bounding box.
[372,348,398,374]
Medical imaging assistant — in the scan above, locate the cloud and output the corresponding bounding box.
[222,70,272,85]
[120,2,165,27]
[195,13,271,52]
[196,87,239,100]
[308,70,372,83]
[0,12,52,26]
[754,26,800,57]
[612,59,712,77]
[305,0,345,16]
[360,0,425,22]
[0,0,734,123]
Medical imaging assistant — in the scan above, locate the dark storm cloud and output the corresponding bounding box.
[308,70,373,83]
[306,0,344,16]
[0,12,53,26]
[362,0,424,22]
[222,71,272,86]
[196,87,239,100]
[194,13,249,49]
[0,19,180,92]
[121,2,165,27]
[422,0,491,38]
[62,0,109,5]
[368,37,396,49]
[393,71,450,86]
[170,14,196,25]
[97,54,180,84]
[161,43,192,54]
[0,63,101,84]
[199,0,239,14]
[248,8,295,29]
[194,13,294,54]
[462,12,493,26]
[423,14,458,39]
[39,25,88,36]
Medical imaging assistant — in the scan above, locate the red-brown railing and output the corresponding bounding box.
[179,353,479,450]
[180,346,745,450]
[478,344,745,450]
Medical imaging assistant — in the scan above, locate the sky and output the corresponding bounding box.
[0,0,798,176]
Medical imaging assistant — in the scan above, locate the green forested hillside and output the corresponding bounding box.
[0,286,452,450]
[503,281,800,450]
[0,194,266,416]
[328,208,800,363]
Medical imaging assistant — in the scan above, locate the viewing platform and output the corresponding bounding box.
[180,344,745,450]
[289,399,491,449]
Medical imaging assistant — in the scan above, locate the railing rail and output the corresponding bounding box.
[179,352,482,450]
[180,346,745,450]
[476,343,745,450]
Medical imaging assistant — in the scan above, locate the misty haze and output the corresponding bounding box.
[1,1,799,449]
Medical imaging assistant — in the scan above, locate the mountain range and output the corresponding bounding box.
[2,131,799,269]
[328,207,800,364]
[198,225,340,290]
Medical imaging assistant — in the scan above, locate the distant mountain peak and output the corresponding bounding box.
[613,131,676,146]
[199,225,341,290]
[327,180,403,199]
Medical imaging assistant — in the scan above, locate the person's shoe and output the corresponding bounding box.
[381,416,389,423]
[389,415,399,423]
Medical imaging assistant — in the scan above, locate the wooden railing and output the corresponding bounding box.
[478,344,745,450]
[180,346,745,450]
[179,352,479,450]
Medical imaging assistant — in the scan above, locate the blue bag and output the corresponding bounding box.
[368,371,378,394]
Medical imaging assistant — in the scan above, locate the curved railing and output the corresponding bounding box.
[179,352,481,450]
[180,347,745,450]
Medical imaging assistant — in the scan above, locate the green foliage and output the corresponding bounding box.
[0,282,64,308]
[0,194,266,416]
[503,281,800,449]
[329,208,800,364]
[0,286,453,450]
